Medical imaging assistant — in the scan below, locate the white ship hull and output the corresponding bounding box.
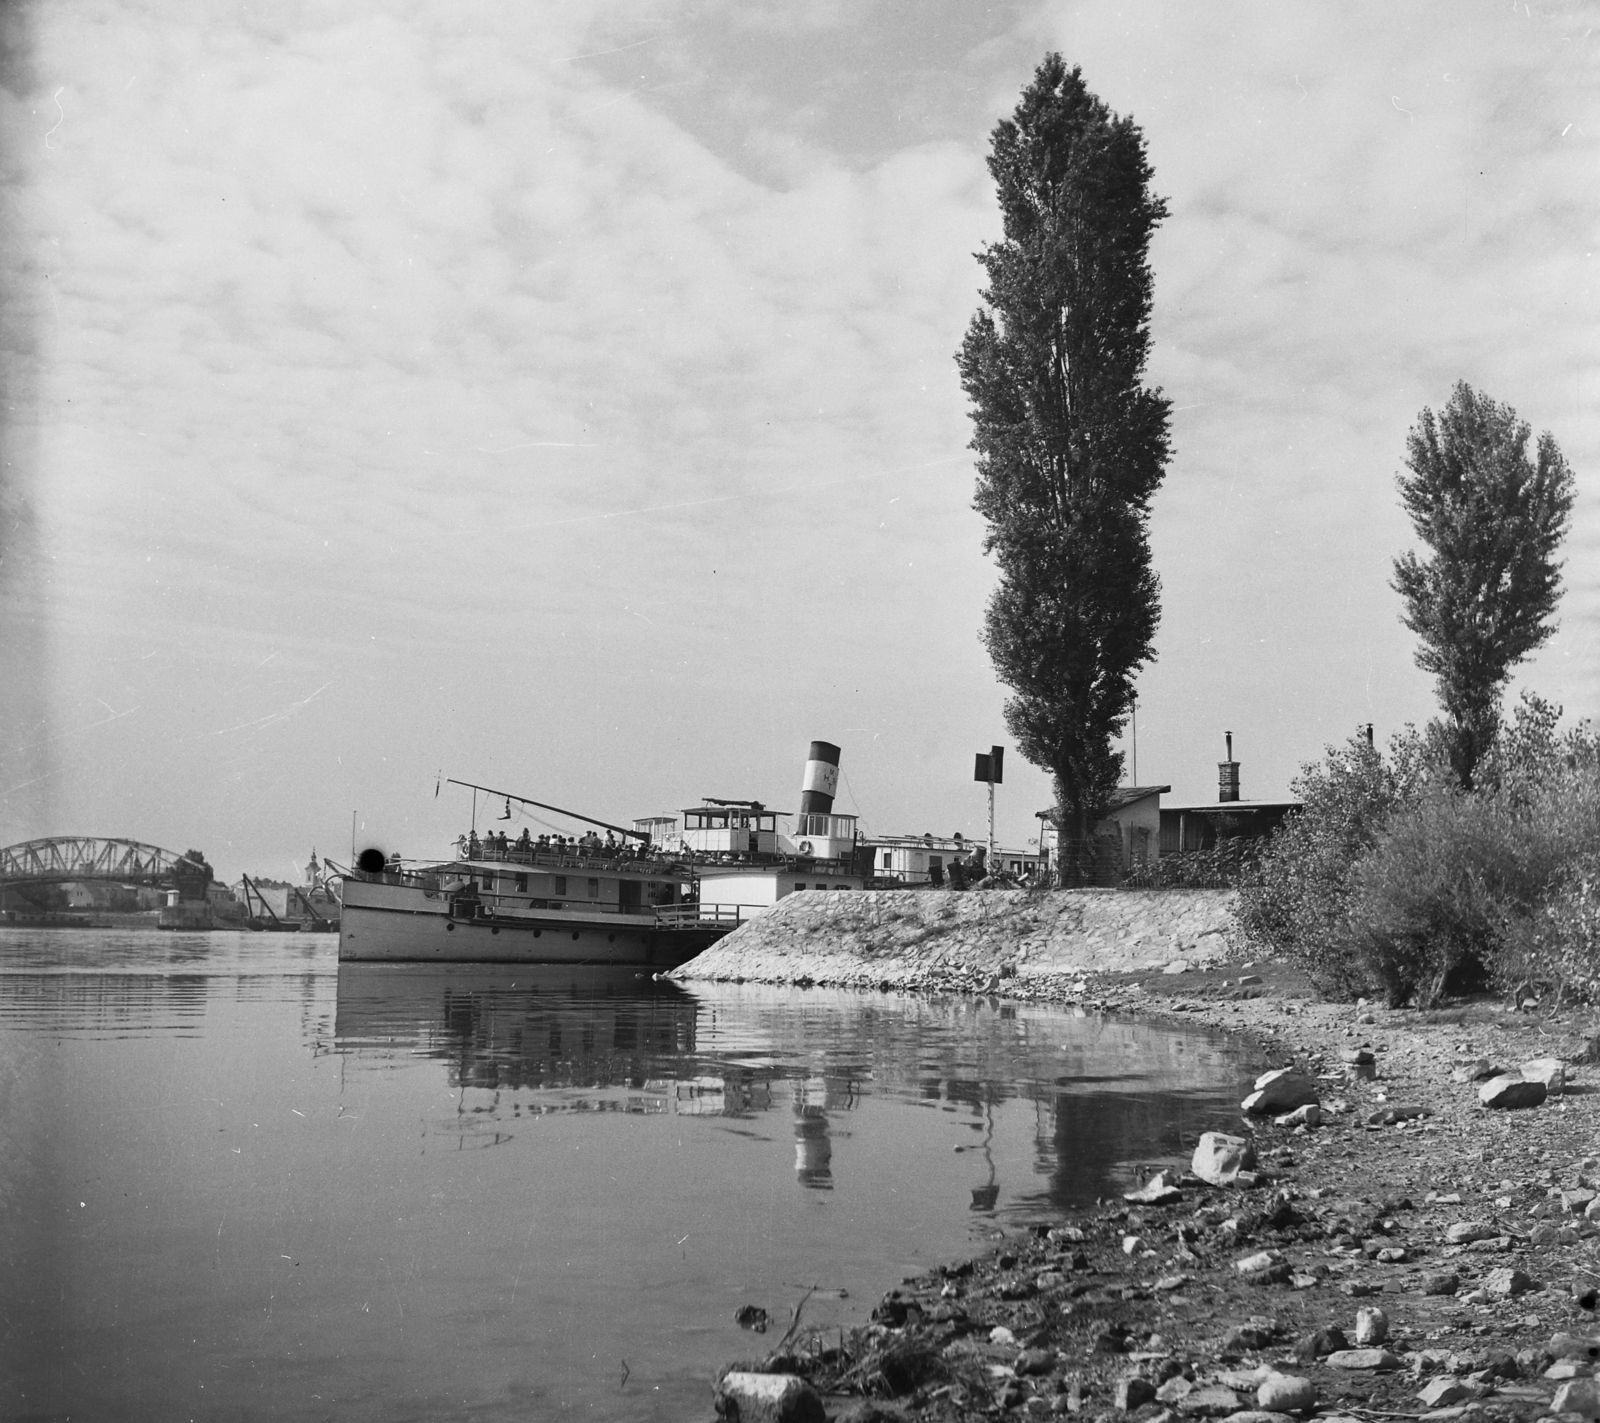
[338,872,722,966]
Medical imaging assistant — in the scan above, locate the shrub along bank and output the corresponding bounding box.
[1236,695,1600,1009]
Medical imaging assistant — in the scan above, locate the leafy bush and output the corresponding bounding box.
[1495,854,1600,1007]
[1124,838,1257,889]
[1234,726,1435,999]
[1238,693,1600,1006]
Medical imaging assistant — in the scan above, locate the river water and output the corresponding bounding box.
[1,928,1258,1421]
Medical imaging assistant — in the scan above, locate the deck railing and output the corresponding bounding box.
[652,903,748,931]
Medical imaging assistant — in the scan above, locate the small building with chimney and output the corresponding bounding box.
[1159,732,1300,852]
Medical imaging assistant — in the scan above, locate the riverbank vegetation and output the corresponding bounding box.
[1236,382,1589,1009]
[1237,695,1600,1009]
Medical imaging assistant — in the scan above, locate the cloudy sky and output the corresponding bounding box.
[0,0,1595,879]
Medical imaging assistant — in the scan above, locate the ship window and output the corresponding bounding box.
[793,883,805,891]
[587,878,600,898]
[554,876,567,895]
[515,874,528,893]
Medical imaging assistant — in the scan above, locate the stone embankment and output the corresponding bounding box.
[674,888,1240,991]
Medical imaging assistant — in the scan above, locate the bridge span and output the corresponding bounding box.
[0,837,211,892]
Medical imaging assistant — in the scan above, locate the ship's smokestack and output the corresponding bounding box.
[1218,730,1240,803]
[799,741,841,815]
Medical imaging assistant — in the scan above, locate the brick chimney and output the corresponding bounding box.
[1218,731,1240,803]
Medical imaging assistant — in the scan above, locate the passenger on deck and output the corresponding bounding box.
[467,831,481,858]
[515,828,531,856]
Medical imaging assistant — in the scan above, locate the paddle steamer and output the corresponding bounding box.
[338,742,866,965]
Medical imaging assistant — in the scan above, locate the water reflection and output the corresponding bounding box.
[794,1087,833,1189]
[334,962,700,1094]
[3,930,1258,1423]
[332,961,1253,1215]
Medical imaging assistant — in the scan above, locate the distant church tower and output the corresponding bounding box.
[305,849,321,888]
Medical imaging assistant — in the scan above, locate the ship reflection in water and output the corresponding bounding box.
[333,961,1252,1212]
[5,931,1257,1423]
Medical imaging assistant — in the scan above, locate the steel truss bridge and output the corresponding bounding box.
[0,837,209,888]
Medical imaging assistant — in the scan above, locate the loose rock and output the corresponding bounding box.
[1178,1385,1242,1416]
[714,1371,827,1423]
[1324,1349,1401,1371]
[1552,1379,1600,1420]
[1354,1306,1388,1345]
[1242,1070,1319,1116]
[1521,1056,1567,1094]
[1417,1377,1474,1407]
[1256,1373,1315,1414]
[1291,1327,1348,1361]
[1482,1266,1534,1298]
[1116,1377,1157,1411]
[1193,1132,1258,1187]
[1478,1074,1548,1110]
[1125,1170,1184,1205]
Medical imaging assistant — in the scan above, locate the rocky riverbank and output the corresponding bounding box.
[693,896,1600,1423]
[674,888,1240,992]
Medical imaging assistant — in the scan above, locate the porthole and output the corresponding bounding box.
[446,922,456,932]
[533,929,542,938]
[491,926,500,935]
[608,934,615,943]
[571,931,580,940]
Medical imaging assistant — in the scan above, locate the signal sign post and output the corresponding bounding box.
[973,745,1004,871]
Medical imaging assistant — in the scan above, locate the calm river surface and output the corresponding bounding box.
[2,928,1257,1421]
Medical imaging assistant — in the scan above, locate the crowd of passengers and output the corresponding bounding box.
[456,829,821,867]
[457,828,682,863]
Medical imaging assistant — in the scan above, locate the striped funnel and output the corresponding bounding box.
[798,741,841,815]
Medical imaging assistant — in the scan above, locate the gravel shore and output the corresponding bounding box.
[706,943,1600,1423]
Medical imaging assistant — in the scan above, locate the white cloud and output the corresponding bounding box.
[2,0,1594,867]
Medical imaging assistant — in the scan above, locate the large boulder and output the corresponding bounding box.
[1242,1069,1319,1115]
[1192,1131,1257,1186]
[1478,1074,1547,1110]
[714,1372,826,1423]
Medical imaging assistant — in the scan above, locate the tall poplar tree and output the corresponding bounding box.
[957,55,1171,883]
[1392,382,1575,790]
